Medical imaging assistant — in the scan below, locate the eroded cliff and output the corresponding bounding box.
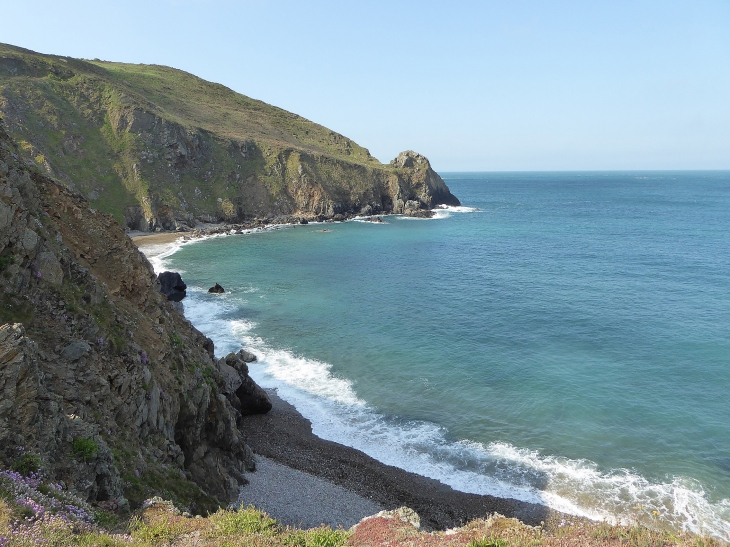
[0,43,459,231]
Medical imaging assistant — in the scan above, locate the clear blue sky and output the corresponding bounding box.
[3,0,729,171]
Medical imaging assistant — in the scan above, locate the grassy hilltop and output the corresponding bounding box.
[0,43,458,229]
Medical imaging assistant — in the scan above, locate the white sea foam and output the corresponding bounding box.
[435,205,481,213]
[141,240,188,274]
[140,224,297,274]
[432,204,481,219]
[143,251,730,542]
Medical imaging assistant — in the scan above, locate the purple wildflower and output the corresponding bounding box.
[140,351,148,365]
[36,271,42,278]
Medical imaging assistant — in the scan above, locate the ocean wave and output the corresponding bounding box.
[150,275,730,542]
[432,205,481,219]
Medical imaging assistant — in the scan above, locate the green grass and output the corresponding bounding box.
[207,505,280,537]
[466,539,506,547]
[122,466,220,515]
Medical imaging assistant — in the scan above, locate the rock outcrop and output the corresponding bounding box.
[158,271,187,302]
[0,43,460,231]
[0,116,269,513]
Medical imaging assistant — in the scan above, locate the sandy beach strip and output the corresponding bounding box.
[239,391,558,531]
[130,231,185,248]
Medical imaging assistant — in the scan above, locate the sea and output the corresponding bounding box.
[144,171,730,541]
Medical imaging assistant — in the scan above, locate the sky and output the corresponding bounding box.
[2,0,729,171]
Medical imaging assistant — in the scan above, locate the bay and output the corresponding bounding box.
[154,171,730,540]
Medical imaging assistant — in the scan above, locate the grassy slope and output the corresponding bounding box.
[0,43,400,225]
[95,61,378,164]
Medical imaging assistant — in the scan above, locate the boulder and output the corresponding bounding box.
[158,271,187,301]
[219,351,270,415]
[61,341,91,361]
[236,376,272,415]
[238,349,257,363]
[208,283,224,294]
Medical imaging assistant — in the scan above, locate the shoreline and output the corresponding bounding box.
[129,207,452,250]
[239,390,568,532]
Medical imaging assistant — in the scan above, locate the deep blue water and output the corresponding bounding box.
[151,171,730,539]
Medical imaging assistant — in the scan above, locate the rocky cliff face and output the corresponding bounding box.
[0,116,270,513]
[0,43,459,231]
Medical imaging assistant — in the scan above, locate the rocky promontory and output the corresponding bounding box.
[0,43,459,232]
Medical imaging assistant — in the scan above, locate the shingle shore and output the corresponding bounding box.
[238,391,560,531]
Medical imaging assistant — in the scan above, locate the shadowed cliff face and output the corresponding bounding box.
[0,117,269,513]
[0,43,459,231]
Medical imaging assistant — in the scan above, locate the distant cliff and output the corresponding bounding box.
[0,43,459,231]
[0,116,270,513]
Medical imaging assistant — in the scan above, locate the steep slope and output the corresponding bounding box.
[0,116,271,513]
[0,43,459,230]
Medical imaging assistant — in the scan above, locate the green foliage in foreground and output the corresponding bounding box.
[0,467,724,547]
[467,539,506,547]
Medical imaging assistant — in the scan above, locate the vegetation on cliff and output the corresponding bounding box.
[0,43,459,231]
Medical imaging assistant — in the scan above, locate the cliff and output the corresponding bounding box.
[0,43,459,230]
[0,116,271,513]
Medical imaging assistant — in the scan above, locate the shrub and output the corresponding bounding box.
[71,438,98,463]
[11,454,40,476]
[0,255,15,272]
[169,333,183,349]
[467,538,506,547]
[303,526,350,547]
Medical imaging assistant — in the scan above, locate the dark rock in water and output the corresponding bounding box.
[208,283,224,294]
[238,349,257,363]
[158,271,187,301]
[299,218,309,225]
[365,216,384,223]
[404,209,435,218]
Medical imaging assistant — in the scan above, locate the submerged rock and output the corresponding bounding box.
[208,283,224,294]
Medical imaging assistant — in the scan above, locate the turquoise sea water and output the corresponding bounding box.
[151,172,730,540]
